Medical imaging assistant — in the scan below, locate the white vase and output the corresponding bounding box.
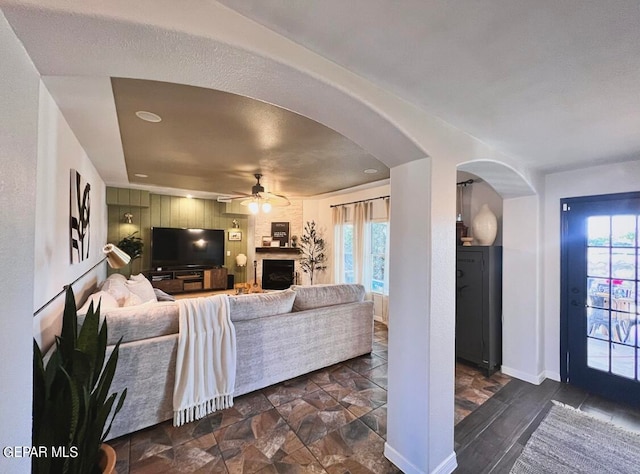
[472,204,497,245]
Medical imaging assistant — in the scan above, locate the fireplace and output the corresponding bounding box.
[262,259,295,290]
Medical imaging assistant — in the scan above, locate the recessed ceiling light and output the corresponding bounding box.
[364,168,378,174]
[134,173,148,178]
[135,110,162,123]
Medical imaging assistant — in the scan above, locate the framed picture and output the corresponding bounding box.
[271,222,290,247]
[262,236,273,247]
[228,230,242,241]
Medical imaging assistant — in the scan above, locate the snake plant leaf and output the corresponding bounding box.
[94,338,122,408]
[77,299,100,360]
[102,388,127,442]
[93,317,108,387]
[59,286,78,360]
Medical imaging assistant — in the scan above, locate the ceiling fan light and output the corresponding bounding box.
[262,201,272,213]
[248,201,260,214]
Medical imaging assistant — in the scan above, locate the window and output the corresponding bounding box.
[370,221,388,294]
[337,220,388,292]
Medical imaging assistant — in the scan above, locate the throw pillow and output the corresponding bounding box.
[77,291,119,315]
[129,273,147,282]
[154,288,176,302]
[228,289,296,322]
[126,277,158,303]
[100,273,127,288]
[123,292,143,307]
[101,278,131,306]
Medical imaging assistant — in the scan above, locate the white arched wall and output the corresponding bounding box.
[457,160,545,384]
[1,3,549,473]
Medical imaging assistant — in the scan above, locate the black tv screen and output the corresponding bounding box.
[151,227,225,268]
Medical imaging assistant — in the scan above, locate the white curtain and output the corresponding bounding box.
[332,205,347,283]
[353,201,373,287]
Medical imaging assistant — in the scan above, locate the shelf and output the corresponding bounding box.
[255,247,301,254]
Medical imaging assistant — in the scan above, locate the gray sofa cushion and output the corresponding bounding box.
[290,284,365,311]
[228,289,296,322]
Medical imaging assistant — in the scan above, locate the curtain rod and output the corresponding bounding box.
[330,195,390,208]
[457,179,475,187]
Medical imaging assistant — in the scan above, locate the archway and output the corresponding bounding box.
[457,159,543,384]
[2,3,546,472]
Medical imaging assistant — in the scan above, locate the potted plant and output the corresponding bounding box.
[117,231,143,262]
[33,287,127,474]
[298,221,327,285]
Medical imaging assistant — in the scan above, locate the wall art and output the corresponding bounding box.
[70,169,91,264]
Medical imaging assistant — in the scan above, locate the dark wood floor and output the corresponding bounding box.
[454,377,640,473]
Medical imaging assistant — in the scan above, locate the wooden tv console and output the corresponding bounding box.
[145,267,228,294]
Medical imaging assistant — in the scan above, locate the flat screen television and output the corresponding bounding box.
[151,227,225,269]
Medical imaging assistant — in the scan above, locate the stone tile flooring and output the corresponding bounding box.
[108,322,508,473]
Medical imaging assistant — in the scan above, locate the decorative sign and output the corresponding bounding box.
[228,230,242,241]
[271,222,290,247]
[70,169,91,264]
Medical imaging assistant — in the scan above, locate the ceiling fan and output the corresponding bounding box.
[217,173,290,214]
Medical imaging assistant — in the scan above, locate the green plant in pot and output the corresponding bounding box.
[117,231,143,262]
[33,287,127,474]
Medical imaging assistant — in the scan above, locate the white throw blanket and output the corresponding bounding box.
[173,294,236,426]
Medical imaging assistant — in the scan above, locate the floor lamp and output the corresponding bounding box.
[33,244,131,317]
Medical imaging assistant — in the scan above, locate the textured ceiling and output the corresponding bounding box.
[112,78,388,197]
[219,0,640,172]
[2,0,638,200]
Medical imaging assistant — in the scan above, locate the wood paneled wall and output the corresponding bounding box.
[106,187,248,283]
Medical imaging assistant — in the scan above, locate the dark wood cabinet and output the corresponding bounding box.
[146,267,228,294]
[456,246,502,374]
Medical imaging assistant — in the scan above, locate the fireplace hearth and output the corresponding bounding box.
[262,259,295,290]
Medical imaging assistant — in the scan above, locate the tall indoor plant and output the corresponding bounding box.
[117,231,143,262]
[298,220,327,285]
[33,287,127,474]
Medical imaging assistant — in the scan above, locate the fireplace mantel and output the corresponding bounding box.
[255,247,301,254]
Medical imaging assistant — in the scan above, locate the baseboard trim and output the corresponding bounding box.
[501,365,545,385]
[384,443,457,474]
[543,370,561,382]
[432,452,458,474]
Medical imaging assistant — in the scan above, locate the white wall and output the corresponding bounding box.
[502,195,543,383]
[0,11,40,473]
[33,85,108,351]
[386,159,457,474]
[543,159,640,379]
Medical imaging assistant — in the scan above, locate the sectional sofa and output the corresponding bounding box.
[78,275,374,440]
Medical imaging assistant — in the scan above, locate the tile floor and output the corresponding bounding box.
[108,322,508,473]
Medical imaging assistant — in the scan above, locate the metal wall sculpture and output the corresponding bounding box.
[70,169,91,263]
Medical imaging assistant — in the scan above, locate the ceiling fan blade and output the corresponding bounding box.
[262,192,290,206]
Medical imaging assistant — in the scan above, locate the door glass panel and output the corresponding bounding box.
[587,338,610,372]
[612,249,635,279]
[587,216,610,247]
[587,307,610,341]
[611,343,635,379]
[587,248,610,277]
[612,215,636,247]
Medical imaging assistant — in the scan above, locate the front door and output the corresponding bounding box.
[562,192,640,406]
